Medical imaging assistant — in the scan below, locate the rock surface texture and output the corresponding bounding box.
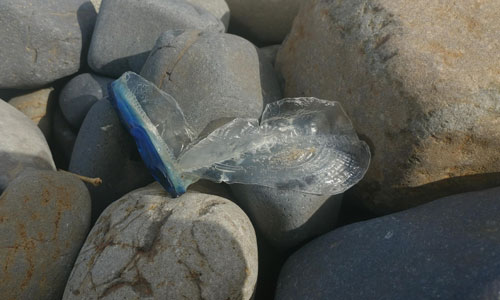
[141,30,282,136]
[232,184,343,251]
[276,0,500,213]
[226,0,302,44]
[0,170,91,300]
[275,187,500,300]
[59,73,113,129]
[0,0,96,88]
[88,0,225,77]
[0,100,55,193]
[63,183,258,300]
[9,88,56,139]
[69,99,152,220]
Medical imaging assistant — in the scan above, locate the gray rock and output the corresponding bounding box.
[276,187,500,300]
[0,100,55,193]
[53,109,77,164]
[186,0,230,30]
[259,44,281,67]
[9,87,56,139]
[63,183,258,300]
[88,0,225,77]
[0,0,96,88]
[69,99,153,220]
[276,0,500,214]
[141,30,282,136]
[0,170,91,300]
[59,73,113,129]
[226,0,302,43]
[231,184,343,251]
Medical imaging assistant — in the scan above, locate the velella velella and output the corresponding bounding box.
[108,72,370,198]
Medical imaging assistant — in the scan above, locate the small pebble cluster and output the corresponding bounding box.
[1,0,500,299]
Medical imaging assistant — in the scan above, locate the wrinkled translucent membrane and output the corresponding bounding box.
[109,72,371,197]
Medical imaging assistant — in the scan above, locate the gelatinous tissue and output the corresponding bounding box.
[108,72,371,197]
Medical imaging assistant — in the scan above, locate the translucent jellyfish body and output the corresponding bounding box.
[108,72,370,197]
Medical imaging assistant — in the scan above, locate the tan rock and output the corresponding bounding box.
[9,87,56,139]
[276,0,500,213]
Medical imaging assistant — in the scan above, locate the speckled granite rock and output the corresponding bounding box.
[59,73,113,129]
[69,99,152,221]
[231,184,343,251]
[0,170,91,300]
[276,187,500,300]
[141,30,282,136]
[0,100,55,193]
[0,0,96,88]
[63,183,258,299]
[88,0,225,77]
[9,87,56,139]
[226,0,302,43]
[276,0,500,213]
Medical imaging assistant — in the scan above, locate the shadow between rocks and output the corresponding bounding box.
[76,2,98,73]
[346,171,500,215]
[0,152,55,194]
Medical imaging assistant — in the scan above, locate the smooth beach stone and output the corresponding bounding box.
[59,73,113,129]
[276,0,500,213]
[141,30,282,136]
[53,109,77,164]
[0,0,96,88]
[226,0,302,44]
[0,170,91,300]
[186,0,230,29]
[0,100,55,193]
[231,184,343,251]
[275,187,500,300]
[69,99,152,220]
[88,0,225,77]
[9,87,56,139]
[63,183,258,300]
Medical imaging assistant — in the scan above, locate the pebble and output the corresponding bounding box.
[276,187,500,299]
[69,99,153,221]
[0,0,96,88]
[9,87,56,139]
[59,73,113,129]
[88,0,225,77]
[0,99,55,193]
[63,183,258,300]
[231,184,343,251]
[140,30,282,136]
[276,0,500,213]
[0,170,91,300]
